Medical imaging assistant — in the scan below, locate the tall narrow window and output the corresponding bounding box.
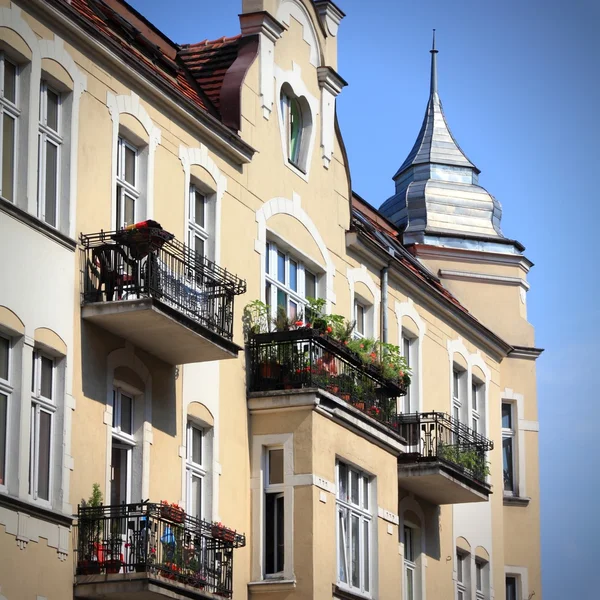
[264,447,284,576]
[472,381,483,434]
[186,422,205,520]
[476,559,488,600]
[0,334,10,487]
[505,576,518,600]
[111,387,135,505]
[0,55,18,202]
[38,82,62,227]
[265,241,319,321]
[281,92,303,167]
[337,461,372,595]
[404,526,416,600]
[354,301,365,338]
[456,551,469,600]
[116,137,138,229]
[502,403,516,494]
[452,368,465,424]
[30,351,56,502]
[188,185,208,261]
[402,333,414,413]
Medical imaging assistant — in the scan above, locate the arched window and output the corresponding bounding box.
[280,86,310,172]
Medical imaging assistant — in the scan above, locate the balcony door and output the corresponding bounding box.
[110,443,131,506]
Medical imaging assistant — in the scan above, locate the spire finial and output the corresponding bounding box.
[430,29,438,95]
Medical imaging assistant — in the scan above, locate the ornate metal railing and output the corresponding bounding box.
[248,329,406,431]
[397,412,494,483]
[75,502,245,597]
[80,229,246,341]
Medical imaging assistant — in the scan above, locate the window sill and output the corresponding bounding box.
[0,196,76,251]
[0,491,73,527]
[248,579,296,593]
[333,584,371,600]
[503,495,530,507]
[285,159,309,181]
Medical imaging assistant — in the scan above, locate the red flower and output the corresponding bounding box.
[295,320,304,327]
[306,322,311,328]
[326,326,333,333]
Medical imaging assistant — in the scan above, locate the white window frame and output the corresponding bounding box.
[188,184,208,260]
[280,90,304,170]
[456,550,469,600]
[38,81,62,227]
[0,333,12,491]
[116,136,139,229]
[0,53,19,203]
[401,332,416,414]
[336,460,372,597]
[186,421,206,521]
[505,575,519,600]
[30,350,56,505]
[354,300,366,338]
[265,240,318,321]
[264,446,285,577]
[403,525,417,600]
[471,380,483,435]
[502,402,516,495]
[110,386,136,506]
[452,368,466,424]
[475,558,488,600]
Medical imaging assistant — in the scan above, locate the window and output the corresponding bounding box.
[403,525,417,600]
[452,368,466,424]
[337,461,371,596]
[188,185,208,261]
[0,54,18,202]
[505,576,518,600]
[265,241,318,321]
[502,403,516,494]
[281,91,303,168]
[38,82,62,227]
[30,351,56,502]
[186,422,205,520]
[472,381,483,434]
[456,551,469,600]
[116,137,138,229]
[355,301,365,337]
[264,447,284,576]
[0,335,11,487]
[111,387,135,505]
[402,333,415,413]
[476,559,488,600]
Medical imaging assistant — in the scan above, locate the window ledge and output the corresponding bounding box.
[333,584,371,600]
[503,495,530,507]
[0,197,76,251]
[248,579,296,593]
[0,491,73,527]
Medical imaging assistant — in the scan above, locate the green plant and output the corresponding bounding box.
[243,300,270,337]
[79,483,103,561]
[305,297,344,334]
[438,443,490,479]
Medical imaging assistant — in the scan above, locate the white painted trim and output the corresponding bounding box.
[438,269,530,291]
[399,495,427,600]
[504,565,529,599]
[502,388,528,498]
[105,347,152,501]
[178,145,226,264]
[107,92,161,227]
[255,194,336,309]
[377,507,399,525]
[347,265,380,339]
[274,63,319,181]
[251,433,295,582]
[395,299,426,413]
[276,0,322,67]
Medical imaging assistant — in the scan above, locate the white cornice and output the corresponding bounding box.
[438,269,530,291]
[317,66,347,96]
[239,11,285,42]
[507,346,544,360]
[314,0,345,37]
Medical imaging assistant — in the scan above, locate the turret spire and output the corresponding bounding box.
[430,29,438,96]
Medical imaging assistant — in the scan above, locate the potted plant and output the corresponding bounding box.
[243,300,270,338]
[211,522,236,543]
[77,483,103,575]
[160,500,185,523]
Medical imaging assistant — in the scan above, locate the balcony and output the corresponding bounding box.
[74,502,245,600]
[248,329,407,434]
[397,412,494,504]
[80,225,246,364]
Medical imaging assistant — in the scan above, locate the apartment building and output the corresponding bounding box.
[0,1,541,600]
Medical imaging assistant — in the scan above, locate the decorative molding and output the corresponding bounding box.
[314,0,346,37]
[438,269,529,291]
[508,345,544,360]
[276,0,322,67]
[317,66,347,168]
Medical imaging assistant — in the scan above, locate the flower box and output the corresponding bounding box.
[211,524,236,543]
[160,504,185,523]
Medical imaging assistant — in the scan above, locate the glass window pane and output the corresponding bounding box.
[265,493,276,574]
[276,495,284,572]
[362,477,368,510]
[40,356,53,399]
[406,567,414,600]
[265,244,270,274]
[506,576,517,600]
[472,384,478,410]
[2,113,15,202]
[351,514,359,587]
[289,97,302,164]
[269,448,284,485]
[350,469,359,505]
[363,519,369,591]
[502,403,512,429]
[0,337,8,381]
[288,300,297,320]
[46,89,59,131]
[404,526,413,562]
[457,553,463,581]
[276,289,286,312]
[112,390,117,429]
[191,426,202,465]
[37,410,52,500]
[194,234,205,260]
[338,463,348,502]
[305,271,316,299]
[3,61,16,104]
[44,141,58,227]
[191,473,202,519]
[476,563,483,590]
[277,252,285,284]
[124,194,135,228]
[0,392,6,485]
[120,393,132,434]
[338,509,348,583]
[472,418,478,433]
[265,282,271,308]
[403,336,411,365]
[124,145,136,185]
[453,370,460,399]
[194,190,205,228]
[289,260,297,292]
[503,437,514,491]
[356,304,364,334]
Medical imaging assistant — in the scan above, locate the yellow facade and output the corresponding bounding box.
[0,1,541,600]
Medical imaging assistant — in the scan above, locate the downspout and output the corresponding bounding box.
[381,265,389,344]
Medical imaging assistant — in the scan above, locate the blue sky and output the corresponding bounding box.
[130,0,598,596]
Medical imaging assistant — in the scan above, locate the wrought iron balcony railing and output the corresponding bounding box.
[397,412,494,483]
[80,228,246,341]
[75,502,245,598]
[248,329,407,431]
